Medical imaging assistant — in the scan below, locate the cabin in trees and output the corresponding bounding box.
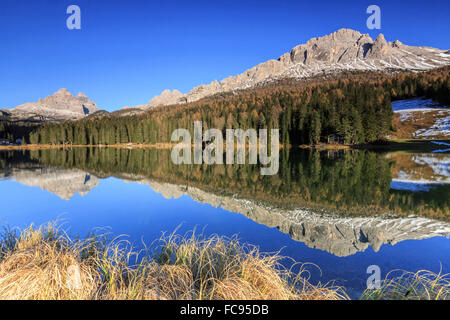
[327,134,344,144]
[0,138,10,145]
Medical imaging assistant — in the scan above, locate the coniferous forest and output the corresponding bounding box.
[3,67,450,146]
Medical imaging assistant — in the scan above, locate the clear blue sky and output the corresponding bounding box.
[1,0,449,111]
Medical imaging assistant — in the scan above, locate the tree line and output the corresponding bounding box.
[5,67,450,146]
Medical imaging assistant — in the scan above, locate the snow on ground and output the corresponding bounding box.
[414,115,450,138]
[392,98,450,138]
[397,109,440,122]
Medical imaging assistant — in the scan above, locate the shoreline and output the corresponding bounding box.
[1,139,448,152]
[0,143,177,151]
[0,142,328,151]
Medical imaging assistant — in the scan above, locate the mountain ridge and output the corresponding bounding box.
[2,29,449,121]
[143,28,450,108]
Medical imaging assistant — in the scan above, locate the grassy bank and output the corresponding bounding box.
[0,223,448,300]
[1,139,447,153]
[0,223,346,300]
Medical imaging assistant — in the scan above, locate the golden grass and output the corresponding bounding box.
[361,269,450,300]
[0,223,347,300]
[0,224,98,299]
[2,223,447,300]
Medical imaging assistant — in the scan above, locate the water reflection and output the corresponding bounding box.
[1,148,449,257]
[389,153,450,192]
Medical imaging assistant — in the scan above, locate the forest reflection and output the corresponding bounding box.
[0,147,449,220]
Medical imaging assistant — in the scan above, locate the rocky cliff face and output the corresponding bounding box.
[3,88,98,122]
[145,28,450,108]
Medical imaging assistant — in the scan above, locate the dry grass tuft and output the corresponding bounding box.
[0,223,98,299]
[0,223,347,300]
[361,269,450,300]
[7,223,447,300]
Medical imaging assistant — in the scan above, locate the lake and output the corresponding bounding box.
[0,146,449,299]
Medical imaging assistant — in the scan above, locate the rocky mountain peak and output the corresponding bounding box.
[315,28,363,43]
[54,88,73,97]
[374,33,387,43]
[143,28,450,109]
[367,33,390,58]
[392,40,403,48]
[76,92,88,99]
[148,89,184,107]
[6,88,98,122]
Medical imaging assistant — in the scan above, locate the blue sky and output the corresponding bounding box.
[1,0,449,111]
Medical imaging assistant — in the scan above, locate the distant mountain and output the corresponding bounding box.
[144,28,450,108]
[1,88,98,122]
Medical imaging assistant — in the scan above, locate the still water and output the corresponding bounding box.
[0,147,449,298]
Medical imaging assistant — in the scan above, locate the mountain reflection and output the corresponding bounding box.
[0,148,449,256]
[2,167,98,200]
